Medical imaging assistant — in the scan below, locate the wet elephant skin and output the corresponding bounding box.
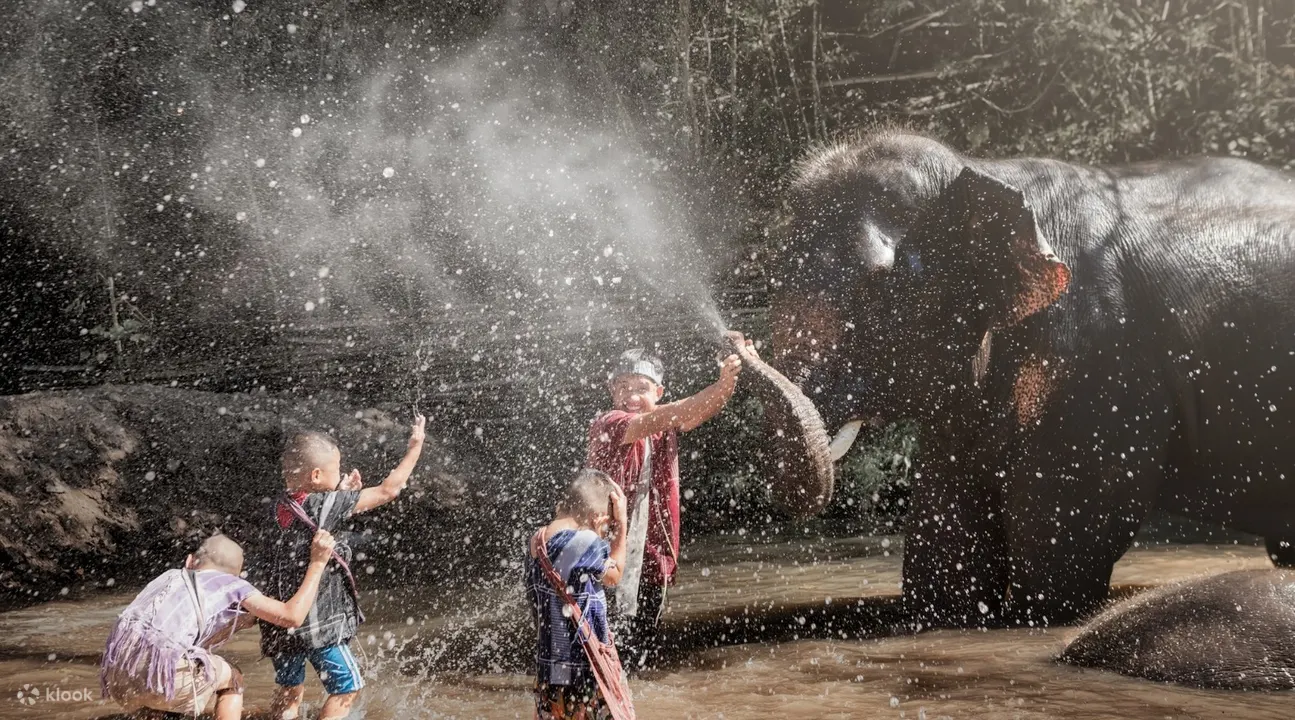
[762,130,1295,629]
[1059,569,1295,690]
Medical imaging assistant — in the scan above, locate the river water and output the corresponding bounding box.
[1,534,1287,719]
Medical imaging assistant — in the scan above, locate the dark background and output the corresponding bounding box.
[1,0,1291,602]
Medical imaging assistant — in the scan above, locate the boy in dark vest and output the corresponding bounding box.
[260,416,425,720]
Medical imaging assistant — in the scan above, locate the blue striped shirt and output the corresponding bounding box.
[525,528,611,686]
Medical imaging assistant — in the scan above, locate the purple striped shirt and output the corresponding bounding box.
[101,569,259,700]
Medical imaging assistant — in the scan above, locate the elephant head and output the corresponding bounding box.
[764,132,1071,476]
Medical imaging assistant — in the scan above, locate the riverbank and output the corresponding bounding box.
[0,385,484,608]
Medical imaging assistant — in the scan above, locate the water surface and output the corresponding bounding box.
[0,536,1284,719]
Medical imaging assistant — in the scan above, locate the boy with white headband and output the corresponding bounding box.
[585,335,754,669]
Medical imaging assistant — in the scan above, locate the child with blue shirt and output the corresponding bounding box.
[526,468,629,719]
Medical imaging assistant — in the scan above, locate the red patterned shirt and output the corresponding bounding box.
[586,410,681,586]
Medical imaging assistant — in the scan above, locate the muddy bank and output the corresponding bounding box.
[0,384,482,608]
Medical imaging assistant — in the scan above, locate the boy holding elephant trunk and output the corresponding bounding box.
[585,332,756,669]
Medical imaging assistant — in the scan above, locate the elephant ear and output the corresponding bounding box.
[908,167,1071,327]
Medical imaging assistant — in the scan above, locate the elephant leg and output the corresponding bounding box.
[998,356,1173,626]
[1265,537,1295,567]
[902,461,1009,629]
[1003,456,1162,627]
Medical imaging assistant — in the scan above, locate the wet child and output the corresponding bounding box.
[526,468,628,719]
[100,530,336,720]
[259,415,426,720]
[585,338,753,669]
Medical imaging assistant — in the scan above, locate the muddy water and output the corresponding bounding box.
[0,536,1287,719]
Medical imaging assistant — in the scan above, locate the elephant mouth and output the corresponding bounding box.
[828,417,883,461]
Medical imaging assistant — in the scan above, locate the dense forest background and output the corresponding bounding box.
[2,0,1293,595]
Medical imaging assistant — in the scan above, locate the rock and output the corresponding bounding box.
[0,385,483,608]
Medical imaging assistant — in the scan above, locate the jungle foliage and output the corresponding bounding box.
[605,0,1295,528]
[4,0,1294,532]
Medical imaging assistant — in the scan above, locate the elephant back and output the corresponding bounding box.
[1058,569,1295,690]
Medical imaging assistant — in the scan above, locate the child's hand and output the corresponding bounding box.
[608,483,628,531]
[309,530,336,564]
[718,353,743,384]
[340,469,362,491]
[408,413,426,451]
[723,329,759,361]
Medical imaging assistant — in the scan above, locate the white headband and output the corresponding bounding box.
[613,359,663,385]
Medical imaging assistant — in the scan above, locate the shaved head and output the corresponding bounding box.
[558,468,616,521]
[282,431,340,479]
[191,534,244,574]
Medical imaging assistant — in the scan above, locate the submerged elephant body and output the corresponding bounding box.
[766,131,1295,628]
[1059,569,1295,690]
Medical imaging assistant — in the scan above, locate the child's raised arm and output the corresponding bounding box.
[622,336,756,445]
[601,484,629,587]
[354,414,426,514]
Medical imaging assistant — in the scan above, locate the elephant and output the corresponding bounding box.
[1057,569,1295,690]
[762,130,1295,629]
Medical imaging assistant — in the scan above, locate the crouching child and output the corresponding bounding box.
[100,530,336,720]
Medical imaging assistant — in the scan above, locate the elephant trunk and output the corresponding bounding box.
[722,333,834,517]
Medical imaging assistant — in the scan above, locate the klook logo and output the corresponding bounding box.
[13,685,93,706]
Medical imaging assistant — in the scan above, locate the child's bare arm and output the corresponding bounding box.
[623,343,753,444]
[601,484,629,587]
[354,414,426,514]
[243,531,335,628]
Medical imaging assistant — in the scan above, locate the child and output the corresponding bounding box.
[259,415,426,720]
[101,530,336,720]
[586,337,753,669]
[526,468,628,719]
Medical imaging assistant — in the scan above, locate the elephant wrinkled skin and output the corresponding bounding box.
[1058,569,1295,690]
[763,130,1295,629]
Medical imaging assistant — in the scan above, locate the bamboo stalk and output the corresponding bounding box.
[761,16,795,144]
[1243,0,1254,62]
[106,276,123,356]
[728,0,737,106]
[810,0,825,140]
[679,0,699,153]
[702,16,715,148]
[1143,60,1156,121]
[775,0,811,142]
[1256,0,1266,86]
[823,64,984,88]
